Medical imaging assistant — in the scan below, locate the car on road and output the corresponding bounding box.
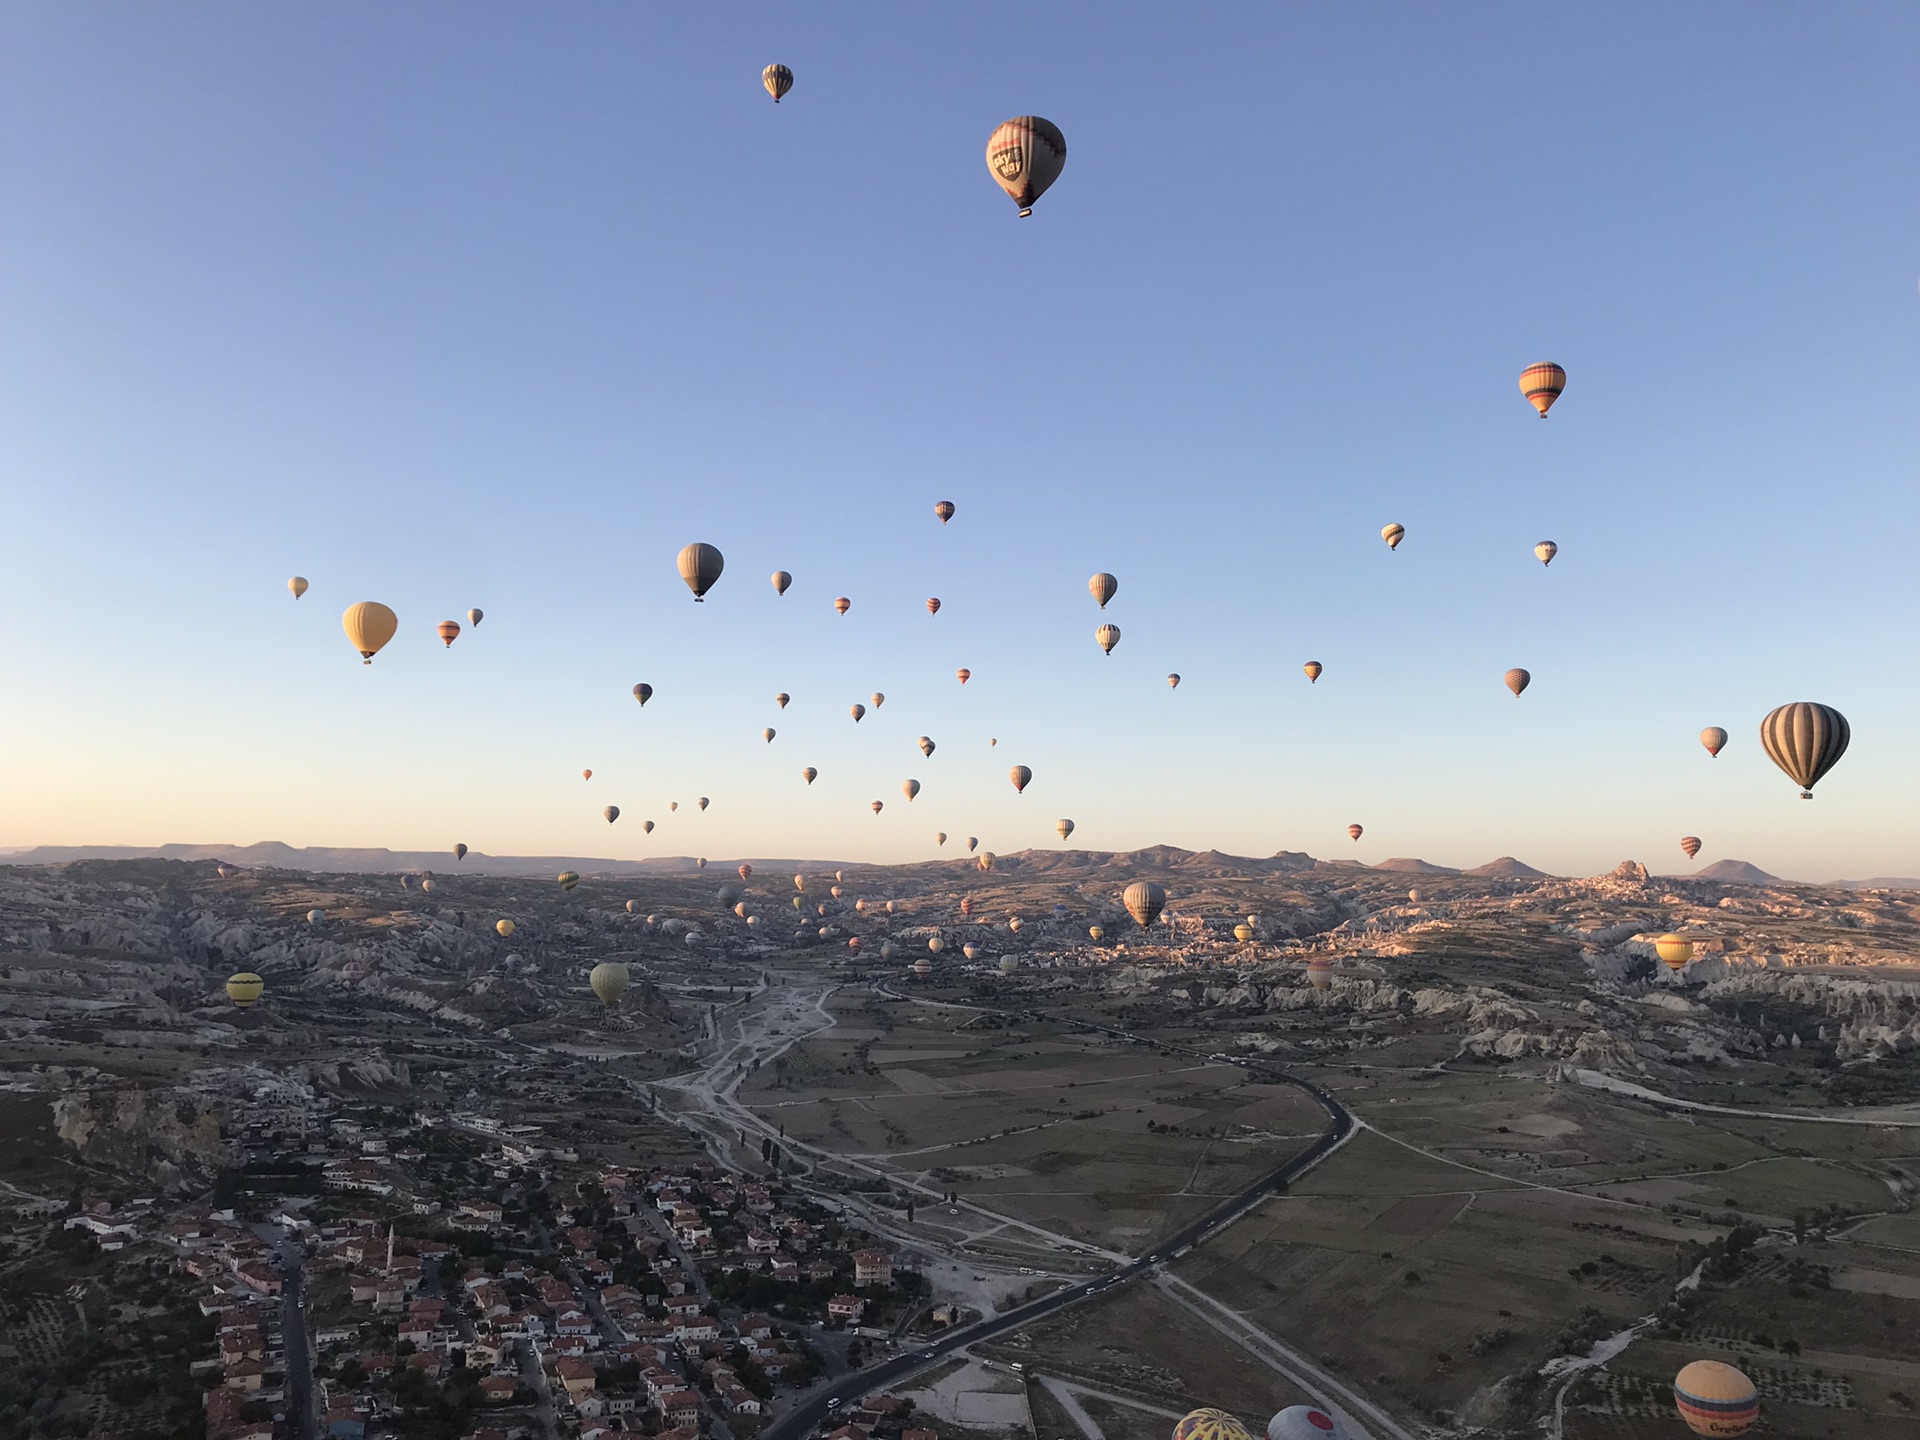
[828,1398,843,1410]
[1018,1266,1034,1275]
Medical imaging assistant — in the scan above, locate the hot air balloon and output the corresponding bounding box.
[986,115,1067,216]
[1405,891,1418,904]
[762,63,793,102]
[496,919,515,937]
[967,837,979,852]
[1655,934,1695,971]
[604,806,620,824]
[956,668,971,684]
[990,737,997,745]
[467,607,483,626]
[677,542,724,601]
[1010,765,1032,793]
[1519,362,1566,418]
[438,620,460,648]
[400,873,413,889]
[847,936,862,954]
[1535,540,1558,566]
[582,962,629,1007]
[918,736,936,757]
[583,769,593,781]
[1234,924,1254,943]
[1171,1409,1255,1440]
[1760,702,1850,798]
[772,570,792,596]
[834,597,851,616]
[735,864,753,883]
[698,797,709,811]
[558,871,580,892]
[1089,573,1118,609]
[668,801,678,811]
[802,768,817,785]
[913,958,934,977]
[927,597,941,616]
[959,896,975,919]
[1167,674,1180,689]
[696,857,707,869]
[1000,956,1018,975]
[643,820,654,833]
[342,601,398,664]
[1008,918,1022,933]
[1306,957,1333,992]
[1303,661,1323,684]
[870,693,885,709]
[288,576,308,600]
[307,908,326,926]
[1381,524,1405,551]
[763,728,776,743]
[903,779,921,801]
[959,942,978,961]
[633,683,653,706]
[792,897,804,912]
[1700,727,1728,758]
[1056,819,1074,840]
[625,900,639,914]
[1123,881,1167,929]
[927,937,943,954]
[1096,624,1121,656]
[418,880,434,893]
[226,973,264,1008]
[454,843,468,861]
[1505,668,1531,697]
[1348,824,1363,842]
[1267,1406,1351,1440]
[1673,1361,1758,1437]
[1681,836,1702,859]
[850,704,865,722]
[935,832,947,846]
[216,865,234,879]
[871,801,884,814]
[935,500,955,524]
[1089,925,1105,942]
[976,852,995,872]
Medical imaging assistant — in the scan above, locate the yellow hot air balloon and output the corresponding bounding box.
[1504,667,1531,697]
[1233,923,1253,943]
[496,919,515,937]
[288,576,308,600]
[1655,933,1695,970]
[1088,925,1105,942]
[834,596,851,615]
[1009,765,1031,793]
[935,500,955,524]
[903,779,921,801]
[1170,1409,1255,1440]
[1123,881,1167,928]
[926,597,941,615]
[1760,702,1850,799]
[590,962,630,1006]
[1167,673,1180,689]
[437,620,460,648]
[558,871,580,892]
[986,115,1067,217]
[927,937,943,954]
[1306,957,1333,992]
[1056,819,1074,840]
[1535,540,1558,566]
[1680,836,1702,859]
[1673,1360,1758,1437]
[802,767,817,784]
[677,542,724,601]
[1089,573,1118,609]
[342,601,398,664]
[1096,624,1121,656]
[1381,523,1405,551]
[762,63,793,102]
[1347,824,1363,842]
[1519,362,1566,418]
[226,973,264,1008]
[1700,726,1728,758]
[1303,661,1322,683]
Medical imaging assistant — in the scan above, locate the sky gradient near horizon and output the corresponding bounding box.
[3,6,1919,880]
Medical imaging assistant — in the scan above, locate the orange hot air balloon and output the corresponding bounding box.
[1303,661,1323,683]
[1673,1360,1757,1437]
[833,596,851,616]
[1348,824,1363,842]
[1519,362,1566,418]
[926,597,941,615]
[986,116,1067,217]
[437,620,461,647]
[1505,668,1531,697]
[582,769,593,781]
[956,668,971,684]
[935,500,955,524]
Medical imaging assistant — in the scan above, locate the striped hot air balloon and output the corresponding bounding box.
[762,63,793,102]
[913,958,933,977]
[226,973,264,1008]
[1347,824,1363,842]
[557,871,580,892]
[677,542,724,601]
[1303,661,1323,683]
[1096,624,1121,656]
[1673,1360,1758,1437]
[1306,957,1333,992]
[1680,836,1702,859]
[927,597,941,615]
[834,596,851,615]
[1381,523,1404,550]
[956,668,971,684]
[1123,881,1167,929]
[1760,702,1849,798]
[1089,572,1118,609]
[1171,1409,1256,1440]
[986,116,1067,216]
[1519,362,1566,417]
[1655,934,1695,971]
[1009,765,1032,793]
[437,620,460,648]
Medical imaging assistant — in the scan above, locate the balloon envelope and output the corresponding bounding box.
[467,607,483,626]
[1089,572,1118,608]
[633,683,652,706]
[776,692,790,709]
[986,115,1067,216]
[903,779,921,800]
[1056,819,1074,840]
[926,597,941,615]
[1700,726,1728,758]
[1760,702,1849,797]
[1504,668,1531,696]
[919,736,936,757]
[557,871,580,891]
[1535,540,1558,566]
[762,63,792,102]
[604,806,620,824]
[834,597,851,615]
[1381,524,1404,550]
[496,919,515,937]
[454,843,468,861]
[342,601,398,664]
[1096,624,1121,655]
[226,973,264,1008]
[1519,362,1567,418]
[288,576,308,599]
[1348,824,1363,841]
[802,768,817,784]
[1655,934,1695,971]
[1673,1360,1758,1437]
[590,962,630,1006]
[1680,836,1702,859]
[772,570,792,595]
[1167,674,1180,688]
[1303,661,1323,683]
[935,500,955,524]
[1123,881,1167,929]
[1267,1407,1351,1440]
[437,620,460,648]
[677,542,724,600]
[1171,1409,1256,1440]
[1010,765,1032,793]
[956,668,971,684]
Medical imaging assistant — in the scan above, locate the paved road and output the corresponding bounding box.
[266,1231,316,1440]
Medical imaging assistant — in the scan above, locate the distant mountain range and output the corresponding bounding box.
[0,841,848,877]
[1689,859,1780,884]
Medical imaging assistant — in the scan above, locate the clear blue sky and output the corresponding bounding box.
[3,5,1918,879]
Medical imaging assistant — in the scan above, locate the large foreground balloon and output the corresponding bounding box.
[1009,765,1032,793]
[1171,1409,1255,1440]
[437,620,460,648]
[1519,362,1567,418]
[1680,835,1701,859]
[343,601,398,664]
[1655,933,1695,971]
[1096,624,1121,656]
[762,63,792,102]
[677,542,724,601]
[986,116,1067,216]
[558,871,580,892]
[1673,1360,1758,1437]
[1505,668,1531,697]
[226,973,264,1008]
[1700,726,1727,758]
[1381,523,1404,551]
[496,919,515,937]
[1089,573,1118,609]
[590,962,630,1006]
[1123,881,1167,929]
[1760,702,1849,798]
[1267,1407,1350,1440]
[454,843,468,861]
[288,576,308,600]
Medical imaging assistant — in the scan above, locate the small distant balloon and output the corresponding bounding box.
[1680,836,1702,859]
[772,570,792,596]
[776,692,790,709]
[1519,362,1567,418]
[762,63,793,102]
[1700,726,1728,758]
[926,597,941,616]
[986,115,1067,217]
[935,501,955,524]
[698,797,709,811]
[918,736,936,757]
[643,820,654,833]
[1535,540,1558,566]
[288,576,308,600]
[967,837,979,852]
[1167,674,1180,689]
[850,704,866,722]
[467,607,483,626]
[1096,624,1121,656]
[763,727,776,743]
[604,805,620,824]
[437,620,460,648]
[669,801,678,811]
[935,832,947,846]
[677,542,724,601]
[956,668,971,684]
[557,871,580,892]
[454,843,468,861]
[871,692,885,709]
[1089,573,1118,609]
[307,908,326,925]
[1504,668,1531,697]
[871,801,884,814]
[902,779,921,801]
[739,863,753,881]
[1123,881,1167,928]
[496,918,515,937]
[1348,824,1363,842]
[834,596,851,616]
[633,683,653,706]
[590,962,630,1006]
[802,767,817,785]
[1303,661,1323,684]
[1010,765,1032,793]
[1381,523,1405,551]
[1056,819,1074,840]
[227,973,264,1008]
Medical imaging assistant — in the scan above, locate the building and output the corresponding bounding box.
[555,1357,598,1400]
[826,1295,865,1326]
[852,1249,892,1287]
